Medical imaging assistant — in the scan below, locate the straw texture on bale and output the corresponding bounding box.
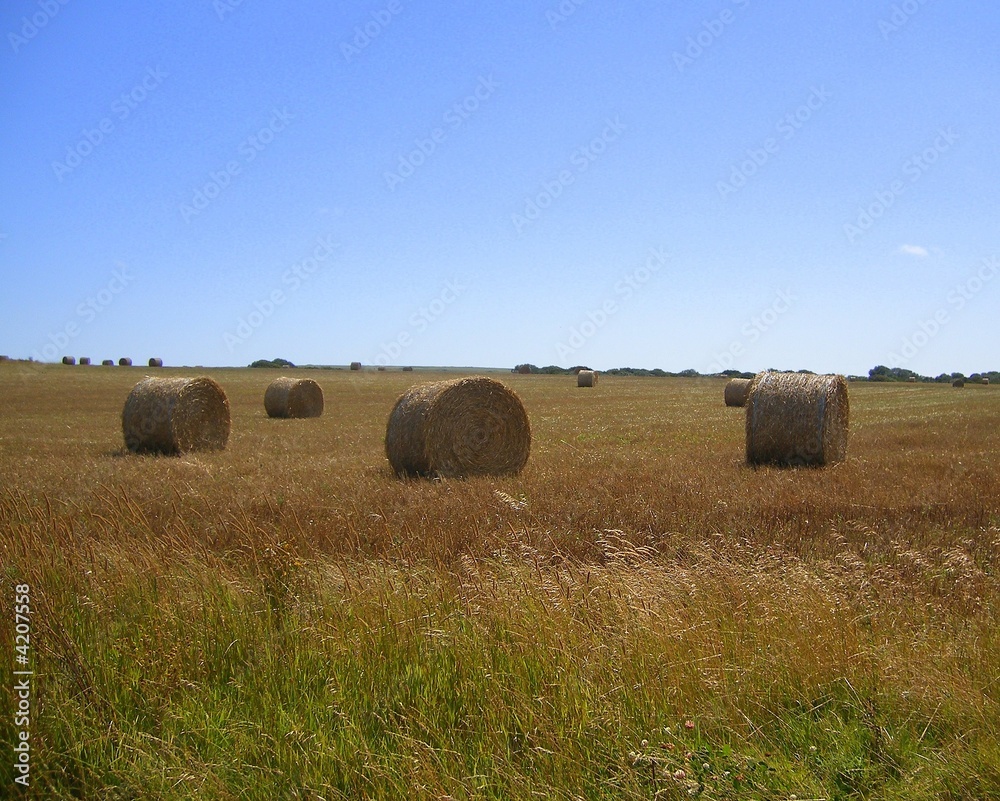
[745,371,849,467]
[385,376,531,478]
[350,361,362,371]
[122,376,231,454]
[148,357,163,367]
[724,378,752,407]
[119,357,132,366]
[953,378,965,388]
[62,356,76,365]
[577,370,598,387]
[264,377,324,419]
[79,357,91,365]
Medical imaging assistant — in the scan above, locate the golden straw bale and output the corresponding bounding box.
[264,377,324,418]
[122,376,230,454]
[724,378,752,407]
[745,371,849,467]
[385,376,531,478]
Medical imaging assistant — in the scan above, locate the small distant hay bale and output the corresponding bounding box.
[402,366,414,372]
[724,378,752,407]
[264,377,324,419]
[952,378,965,388]
[984,378,990,385]
[62,356,76,365]
[745,371,849,467]
[122,376,231,454]
[79,357,91,365]
[148,357,163,368]
[907,376,917,383]
[101,359,114,366]
[119,357,132,366]
[377,366,386,372]
[385,376,531,478]
[350,361,362,371]
[577,370,598,387]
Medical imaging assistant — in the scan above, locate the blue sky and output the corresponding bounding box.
[2,0,997,375]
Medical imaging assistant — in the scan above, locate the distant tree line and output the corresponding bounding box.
[512,363,998,383]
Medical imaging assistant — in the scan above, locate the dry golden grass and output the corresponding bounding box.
[1,364,998,798]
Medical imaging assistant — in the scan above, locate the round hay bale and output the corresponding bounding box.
[577,370,598,387]
[724,378,752,407]
[350,361,362,371]
[79,357,91,365]
[148,357,163,368]
[952,378,965,388]
[264,377,324,419]
[122,376,231,454]
[119,357,132,366]
[377,366,386,372]
[62,356,76,365]
[385,376,531,478]
[402,366,414,372]
[745,371,848,467]
[101,359,114,366]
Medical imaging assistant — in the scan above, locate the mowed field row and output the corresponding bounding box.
[1,364,998,798]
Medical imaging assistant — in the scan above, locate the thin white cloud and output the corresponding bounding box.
[899,244,929,257]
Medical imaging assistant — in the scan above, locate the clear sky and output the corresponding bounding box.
[2,0,997,375]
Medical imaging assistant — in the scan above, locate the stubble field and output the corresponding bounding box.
[1,364,998,799]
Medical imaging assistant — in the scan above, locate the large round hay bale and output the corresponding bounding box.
[724,378,752,407]
[745,372,848,467]
[119,357,132,367]
[264,377,324,419]
[79,357,91,365]
[385,376,531,478]
[577,370,598,387]
[350,361,362,371]
[148,357,163,368]
[122,376,231,454]
[952,378,965,388]
[101,359,114,366]
[62,356,76,365]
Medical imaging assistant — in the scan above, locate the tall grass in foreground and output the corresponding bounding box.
[2,529,998,799]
